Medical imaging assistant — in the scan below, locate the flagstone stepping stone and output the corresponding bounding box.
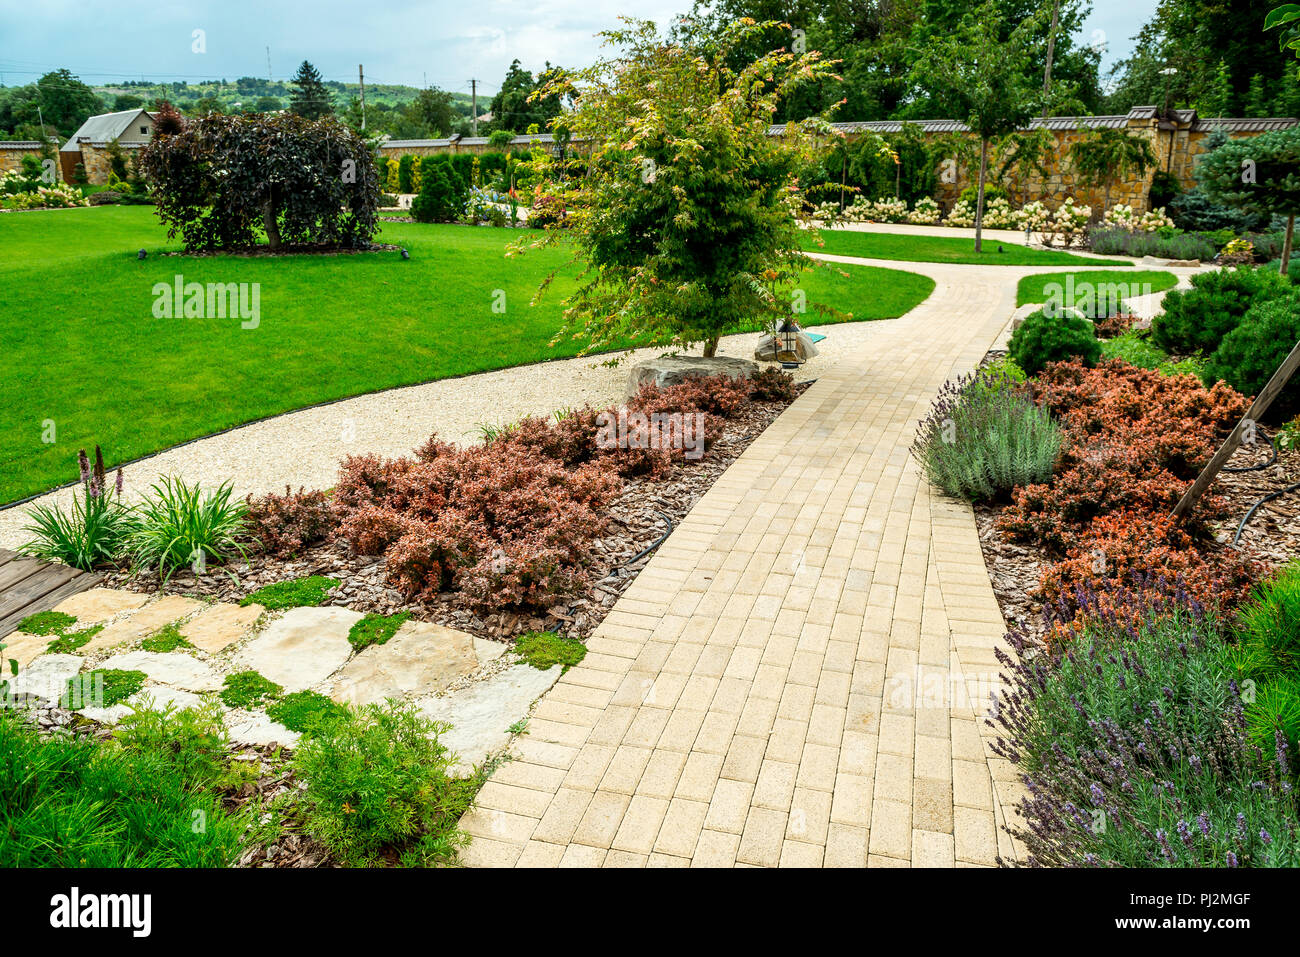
[181,602,264,653]
[53,587,150,624]
[474,637,508,664]
[3,653,83,706]
[80,594,207,655]
[78,686,208,725]
[1,632,52,669]
[233,606,362,692]
[415,663,563,776]
[98,650,223,692]
[224,711,300,748]
[329,620,478,706]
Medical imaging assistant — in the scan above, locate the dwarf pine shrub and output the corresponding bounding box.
[911,370,1063,502]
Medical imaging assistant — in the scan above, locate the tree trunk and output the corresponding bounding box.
[703,337,719,358]
[1282,213,1295,278]
[263,195,281,251]
[974,138,989,254]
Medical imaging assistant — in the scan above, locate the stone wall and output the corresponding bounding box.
[75,142,145,185]
[375,109,1294,214]
[0,142,55,177]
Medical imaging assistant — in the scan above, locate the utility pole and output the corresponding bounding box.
[1042,0,1060,116]
[359,64,366,131]
[471,78,479,136]
[266,47,272,82]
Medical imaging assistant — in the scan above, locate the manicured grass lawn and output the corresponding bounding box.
[0,206,935,504]
[1015,270,1179,306]
[807,228,1132,266]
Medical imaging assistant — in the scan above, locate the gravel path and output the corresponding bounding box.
[0,251,1210,550]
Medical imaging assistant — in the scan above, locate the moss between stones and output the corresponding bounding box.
[513,631,586,672]
[46,624,104,655]
[63,669,147,709]
[266,690,347,735]
[140,623,194,653]
[220,670,283,709]
[348,612,412,651]
[17,610,78,636]
[240,576,338,610]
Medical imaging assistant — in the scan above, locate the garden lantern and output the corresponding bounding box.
[776,318,804,369]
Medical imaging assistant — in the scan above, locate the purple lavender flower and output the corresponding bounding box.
[1090,783,1105,807]
[1226,851,1238,867]
[1197,813,1211,837]
[115,468,124,496]
[1176,819,1193,847]
[1260,829,1273,846]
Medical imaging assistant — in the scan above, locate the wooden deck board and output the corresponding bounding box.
[0,548,103,637]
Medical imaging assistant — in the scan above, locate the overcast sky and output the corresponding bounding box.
[0,0,1158,97]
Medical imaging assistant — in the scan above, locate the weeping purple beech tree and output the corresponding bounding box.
[140,111,380,252]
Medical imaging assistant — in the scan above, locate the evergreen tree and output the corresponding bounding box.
[1274,63,1300,118]
[1245,73,1270,117]
[1198,60,1233,117]
[289,61,334,120]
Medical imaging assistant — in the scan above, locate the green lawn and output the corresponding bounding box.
[0,205,935,504]
[1015,270,1179,306]
[807,228,1131,266]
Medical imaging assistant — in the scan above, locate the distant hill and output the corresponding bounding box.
[92,78,479,116]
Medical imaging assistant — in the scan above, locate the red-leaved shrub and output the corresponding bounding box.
[245,486,337,557]
[992,359,1263,633]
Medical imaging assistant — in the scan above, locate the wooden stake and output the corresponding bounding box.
[1173,337,1300,520]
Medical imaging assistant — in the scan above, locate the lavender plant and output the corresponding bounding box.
[911,369,1062,501]
[20,447,136,570]
[993,592,1300,867]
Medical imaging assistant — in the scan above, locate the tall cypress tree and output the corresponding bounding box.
[289,61,333,120]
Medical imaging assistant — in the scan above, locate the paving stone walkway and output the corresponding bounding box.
[460,257,1207,868]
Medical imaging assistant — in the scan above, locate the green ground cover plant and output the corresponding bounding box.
[266,690,347,735]
[62,669,146,708]
[140,622,194,653]
[241,575,337,610]
[347,611,412,651]
[219,670,283,709]
[513,630,587,671]
[0,206,934,504]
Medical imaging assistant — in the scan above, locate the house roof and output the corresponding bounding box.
[60,109,155,152]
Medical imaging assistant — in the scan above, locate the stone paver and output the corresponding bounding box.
[232,605,362,691]
[52,587,150,624]
[329,619,478,705]
[98,650,224,692]
[458,255,1182,869]
[416,663,564,775]
[181,601,264,653]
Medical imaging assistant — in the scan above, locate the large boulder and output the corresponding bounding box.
[624,355,758,399]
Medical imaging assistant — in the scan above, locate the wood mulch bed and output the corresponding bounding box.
[971,353,1300,640]
[107,383,811,646]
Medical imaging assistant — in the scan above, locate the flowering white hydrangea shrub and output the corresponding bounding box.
[908,197,941,224]
[945,199,976,227]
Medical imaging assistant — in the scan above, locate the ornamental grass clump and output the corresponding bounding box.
[992,596,1300,867]
[126,476,248,577]
[911,369,1062,502]
[21,447,135,570]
